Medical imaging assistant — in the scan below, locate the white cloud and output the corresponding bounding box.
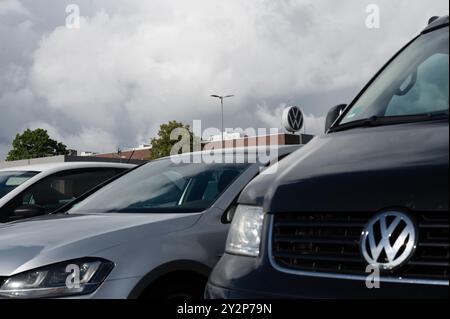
[27,121,118,154]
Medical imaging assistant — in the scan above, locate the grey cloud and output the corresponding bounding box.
[0,0,449,160]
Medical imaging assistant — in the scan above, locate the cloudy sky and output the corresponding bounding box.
[0,0,448,159]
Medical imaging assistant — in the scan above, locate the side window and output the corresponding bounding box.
[10,169,123,215]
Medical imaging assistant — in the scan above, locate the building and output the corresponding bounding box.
[89,144,152,161]
[1,133,313,169]
[203,133,314,150]
[208,132,245,142]
[80,151,99,157]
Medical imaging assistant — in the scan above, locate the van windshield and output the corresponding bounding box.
[0,171,39,199]
[69,158,250,214]
[339,27,449,126]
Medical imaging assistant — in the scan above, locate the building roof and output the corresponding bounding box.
[203,133,314,150]
[94,148,151,161]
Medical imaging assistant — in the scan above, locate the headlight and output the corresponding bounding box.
[225,205,265,257]
[0,258,114,298]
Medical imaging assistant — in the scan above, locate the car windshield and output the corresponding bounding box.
[339,27,449,125]
[69,158,250,214]
[0,171,39,199]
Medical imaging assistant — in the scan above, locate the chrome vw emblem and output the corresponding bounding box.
[361,211,417,270]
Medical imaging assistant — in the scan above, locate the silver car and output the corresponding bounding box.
[0,146,299,299]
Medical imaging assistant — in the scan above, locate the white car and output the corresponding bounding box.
[0,162,135,223]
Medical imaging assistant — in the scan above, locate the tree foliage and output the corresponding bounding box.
[149,121,200,160]
[7,129,68,161]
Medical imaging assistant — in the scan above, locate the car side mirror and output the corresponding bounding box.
[325,104,347,133]
[222,205,237,224]
[13,205,45,220]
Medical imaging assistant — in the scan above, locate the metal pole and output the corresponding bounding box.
[221,97,224,150]
[211,94,234,150]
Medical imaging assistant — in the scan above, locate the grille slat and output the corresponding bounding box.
[419,223,449,229]
[419,241,449,248]
[274,236,358,246]
[275,221,366,228]
[408,260,449,267]
[272,212,449,282]
[273,252,363,263]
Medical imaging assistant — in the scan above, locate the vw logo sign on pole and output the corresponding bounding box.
[361,211,417,271]
[282,106,304,133]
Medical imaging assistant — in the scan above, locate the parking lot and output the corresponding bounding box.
[0,1,448,309]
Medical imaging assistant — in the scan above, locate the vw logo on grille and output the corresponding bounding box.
[361,211,417,271]
[282,106,304,133]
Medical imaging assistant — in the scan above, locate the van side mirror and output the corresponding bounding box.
[325,104,347,132]
[13,205,45,220]
[428,16,439,25]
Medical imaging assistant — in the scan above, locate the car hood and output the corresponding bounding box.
[240,121,449,213]
[0,212,201,276]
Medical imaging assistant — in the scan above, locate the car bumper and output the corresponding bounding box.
[206,254,449,299]
[205,282,303,299]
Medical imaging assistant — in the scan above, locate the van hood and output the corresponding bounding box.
[239,121,449,213]
[0,212,200,276]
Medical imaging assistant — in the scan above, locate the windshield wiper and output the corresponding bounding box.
[330,110,449,133]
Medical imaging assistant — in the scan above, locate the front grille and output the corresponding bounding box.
[271,211,449,282]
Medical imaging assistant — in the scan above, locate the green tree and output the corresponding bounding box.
[149,121,200,160]
[7,129,68,161]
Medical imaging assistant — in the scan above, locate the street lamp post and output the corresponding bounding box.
[211,94,234,149]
